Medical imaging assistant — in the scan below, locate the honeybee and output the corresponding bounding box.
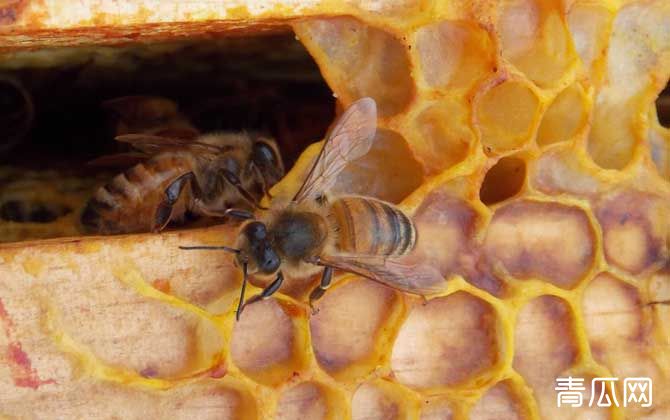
[80,131,284,234]
[181,98,442,319]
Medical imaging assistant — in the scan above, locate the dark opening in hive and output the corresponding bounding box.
[479,156,526,205]
[0,33,335,241]
[657,82,669,128]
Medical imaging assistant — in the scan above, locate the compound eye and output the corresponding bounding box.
[244,221,267,241]
[252,141,277,167]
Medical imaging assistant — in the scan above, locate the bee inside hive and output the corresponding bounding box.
[0,35,338,241]
[0,1,668,419]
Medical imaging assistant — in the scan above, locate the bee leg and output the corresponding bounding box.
[221,169,268,210]
[251,163,273,199]
[154,172,194,232]
[308,266,333,311]
[194,203,255,221]
[224,208,255,220]
[237,271,284,320]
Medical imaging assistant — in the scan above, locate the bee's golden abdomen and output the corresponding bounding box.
[330,196,415,256]
[80,153,193,234]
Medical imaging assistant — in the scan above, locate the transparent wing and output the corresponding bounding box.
[293,97,377,203]
[318,253,446,295]
[115,134,225,154]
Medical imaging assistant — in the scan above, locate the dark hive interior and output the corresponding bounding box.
[0,33,334,239]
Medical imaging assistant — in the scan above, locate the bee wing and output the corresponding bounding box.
[87,152,149,168]
[318,253,446,295]
[115,134,224,154]
[293,97,377,203]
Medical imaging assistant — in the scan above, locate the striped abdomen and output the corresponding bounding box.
[80,153,194,234]
[330,196,416,256]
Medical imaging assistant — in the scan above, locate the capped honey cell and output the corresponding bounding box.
[483,200,596,288]
[310,278,401,380]
[391,292,499,389]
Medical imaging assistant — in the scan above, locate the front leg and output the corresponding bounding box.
[154,172,195,232]
[308,266,334,310]
[193,202,255,221]
[236,271,284,320]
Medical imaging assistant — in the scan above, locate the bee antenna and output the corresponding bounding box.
[236,262,249,321]
[179,245,240,254]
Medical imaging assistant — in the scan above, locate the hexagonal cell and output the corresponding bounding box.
[582,273,665,404]
[420,397,454,420]
[587,95,639,170]
[275,382,335,420]
[166,380,258,420]
[606,1,670,96]
[513,296,579,418]
[537,82,589,146]
[391,292,499,389]
[231,298,304,386]
[412,98,473,174]
[351,380,413,420]
[530,146,601,196]
[479,156,526,206]
[469,381,529,420]
[331,129,424,203]
[476,79,541,153]
[583,273,643,350]
[483,200,596,288]
[0,380,258,419]
[111,225,241,307]
[499,0,576,87]
[595,190,668,275]
[310,278,400,380]
[589,0,670,170]
[567,2,612,76]
[0,382,150,418]
[49,267,224,379]
[293,17,414,117]
[414,20,495,90]
[411,188,505,296]
[153,239,239,307]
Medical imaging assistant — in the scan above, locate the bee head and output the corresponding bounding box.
[237,221,280,275]
[251,138,285,186]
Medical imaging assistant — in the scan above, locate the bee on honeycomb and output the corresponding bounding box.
[0,0,668,419]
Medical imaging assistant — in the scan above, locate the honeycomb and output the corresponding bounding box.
[0,0,669,419]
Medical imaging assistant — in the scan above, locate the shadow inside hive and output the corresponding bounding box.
[0,33,335,240]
